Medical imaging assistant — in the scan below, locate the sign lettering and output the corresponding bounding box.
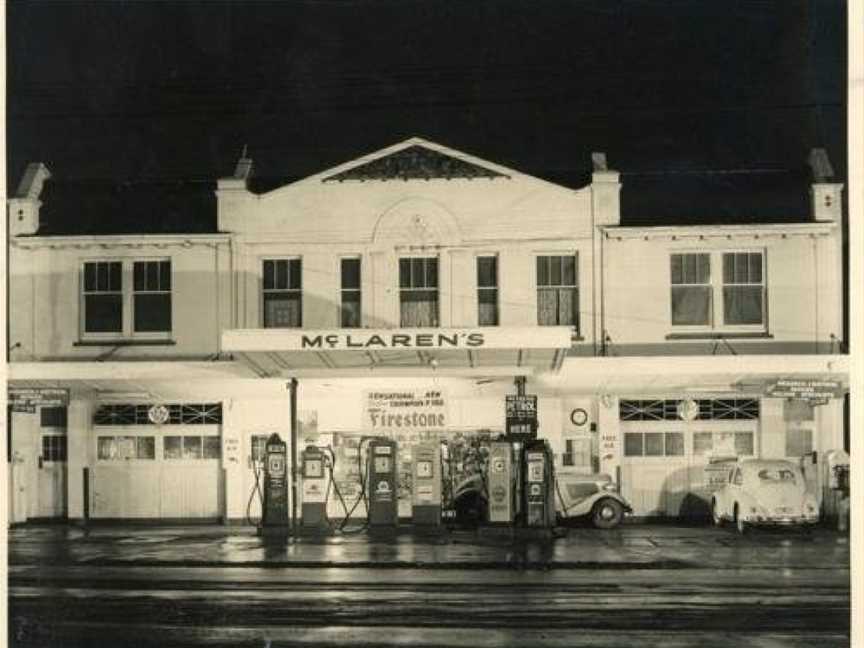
[765,379,843,401]
[363,389,448,432]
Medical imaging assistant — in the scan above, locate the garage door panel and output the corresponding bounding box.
[160,465,220,518]
[91,466,161,518]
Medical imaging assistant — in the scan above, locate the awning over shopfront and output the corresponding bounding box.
[221,326,575,377]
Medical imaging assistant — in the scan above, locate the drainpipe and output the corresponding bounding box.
[288,378,298,535]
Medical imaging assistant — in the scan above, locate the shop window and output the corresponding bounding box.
[670,253,711,325]
[41,436,67,462]
[624,431,685,457]
[340,258,362,328]
[133,260,172,332]
[164,436,183,459]
[40,406,68,428]
[563,438,591,468]
[97,436,154,461]
[477,256,499,326]
[203,436,221,459]
[263,259,302,328]
[82,259,172,337]
[536,255,579,328]
[183,436,203,459]
[785,428,813,457]
[669,250,765,330]
[251,435,269,463]
[399,257,438,327]
[693,431,754,457]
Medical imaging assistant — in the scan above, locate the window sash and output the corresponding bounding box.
[263,291,302,328]
[340,258,362,327]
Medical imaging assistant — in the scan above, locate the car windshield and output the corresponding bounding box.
[756,468,797,484]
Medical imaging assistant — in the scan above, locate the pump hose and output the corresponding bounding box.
[245,462,265,527]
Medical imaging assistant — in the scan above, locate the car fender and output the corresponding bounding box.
[559,491,632,518]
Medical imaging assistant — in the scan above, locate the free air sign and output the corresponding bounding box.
[8,388,69,413]
[765,379,843,402]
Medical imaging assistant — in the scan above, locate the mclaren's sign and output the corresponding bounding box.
[222,327,572,352]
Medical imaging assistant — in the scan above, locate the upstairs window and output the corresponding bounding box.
[536,254,579,328]
[399,257,438,327]
[263,259,302,328]
[340,258,362,328]
[82,259,172,338]
[669,251,765,330]
[477,256,499,326]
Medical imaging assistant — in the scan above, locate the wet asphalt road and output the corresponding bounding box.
[7,524,851,647]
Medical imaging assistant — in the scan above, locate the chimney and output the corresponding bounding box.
[590,152,621,227]
[7,162,51,236]
[216,148,255,232]
[808,148,843,223]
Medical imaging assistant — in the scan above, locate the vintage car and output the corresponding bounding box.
[711,459,820,533]
[452,472,632,529]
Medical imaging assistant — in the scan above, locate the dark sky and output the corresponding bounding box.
[6,0,846,190]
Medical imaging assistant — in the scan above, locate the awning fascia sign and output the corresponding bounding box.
[222,326,573,353]
[8,387,70,413]
[764,378,844,401]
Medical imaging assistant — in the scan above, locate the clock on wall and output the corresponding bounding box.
[569,408,589,427]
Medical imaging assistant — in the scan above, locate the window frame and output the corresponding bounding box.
[668,248,767,334]
[535,253,579,330]
[261,257,303,329]
[398,255,440,328]
[476,254,499,327]
[80,258,173,341]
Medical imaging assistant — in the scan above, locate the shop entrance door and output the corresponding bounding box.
[36,433,68,518]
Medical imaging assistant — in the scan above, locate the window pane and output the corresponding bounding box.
[399,259,411,288]
[251,435,268,462]
[734,432,754,456]
[693,432,713,456]
[263,260,275,290]
[624,433,643,457]
[134,294,172,332]
[723,253,735,284]
[341,292,361,328]
[275,260,288,290]
[42,436,67,462]
[478,289,498,326]
[264,292,302,327]
[748,253,762,283]
[670,255,683,285]
[537,257,549,286]
[109,262,122,291]
[400,290,438,327]
[41,407,67,428]
[183,436,203,459]
[97,262,109,291]
[289,259,302,290]
[671,286,711,325]
[160,261,171,291]
[537,288,558,325]
[550,256,562,286]
[85,294,123,333]
[665,432,684,456]
[84,263,97,291]
[723,286,763,325]
[562,255,576,286]
[134,262,145,291]
[203,436,221,459]
[411,259,425,288]
[425,258,438,288]
[644,432,664,456]
[477,257,496,288]
[137,437,155,460]
[164,436,182,459]
[341,258,360,289]
[98,437,116,460]
[558,288,578,327]
[146,262,159,290]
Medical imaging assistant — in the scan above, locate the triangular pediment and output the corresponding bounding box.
[322,144,509,182]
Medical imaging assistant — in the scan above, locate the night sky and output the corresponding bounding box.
[5,0,847,223]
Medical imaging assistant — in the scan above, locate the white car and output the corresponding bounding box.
[711,459,820,533]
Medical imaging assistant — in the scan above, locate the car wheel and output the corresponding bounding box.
[734,504,746,535]
[711,499,723,527]
[592,498,624,529]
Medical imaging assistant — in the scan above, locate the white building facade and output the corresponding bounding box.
[6,138,849,524]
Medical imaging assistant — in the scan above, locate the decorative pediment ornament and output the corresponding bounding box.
[323,145,508,182]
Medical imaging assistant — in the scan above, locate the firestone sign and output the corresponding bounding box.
[363,389,448,432]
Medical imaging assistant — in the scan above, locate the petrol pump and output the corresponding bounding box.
[260,433,290,536]
[412,442,442,526]
[522,439,556,528]
[367,438,398,526]
[487,441,518,524]
[300,445,329,528]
